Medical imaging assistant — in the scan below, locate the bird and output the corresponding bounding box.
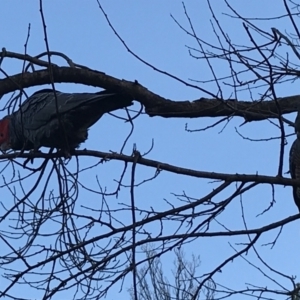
[289,105,300,212]
[289,138,300,211]
[0,89,133,156]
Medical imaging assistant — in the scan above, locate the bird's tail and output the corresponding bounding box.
[71,91,133,130]
[94,91,133,113]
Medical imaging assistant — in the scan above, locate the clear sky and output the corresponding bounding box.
[0,1,298,299]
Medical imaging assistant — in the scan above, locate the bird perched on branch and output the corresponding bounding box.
[290,138,300,211]
[290,109,300,211]
[0,89,133,156]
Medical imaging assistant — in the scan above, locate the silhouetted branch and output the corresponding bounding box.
[0,65,299,121]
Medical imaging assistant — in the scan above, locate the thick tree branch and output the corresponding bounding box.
[0,66,298,121]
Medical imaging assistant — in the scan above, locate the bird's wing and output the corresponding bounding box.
[289,138,300,211]
[17,90,117,130]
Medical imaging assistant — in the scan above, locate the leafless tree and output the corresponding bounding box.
[1,1,300,300]
[128,247,216,300]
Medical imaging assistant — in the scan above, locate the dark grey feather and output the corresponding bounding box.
[6,89,133,151]
[289,138,300,211]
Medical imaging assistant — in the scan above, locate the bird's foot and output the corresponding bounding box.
[57,148,76,159]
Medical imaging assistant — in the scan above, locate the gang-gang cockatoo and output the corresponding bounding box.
[0,89,133,156]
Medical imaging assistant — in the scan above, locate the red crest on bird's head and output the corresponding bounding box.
[0,118,11,151]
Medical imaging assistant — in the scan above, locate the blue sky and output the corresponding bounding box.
[0,1,299,299]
